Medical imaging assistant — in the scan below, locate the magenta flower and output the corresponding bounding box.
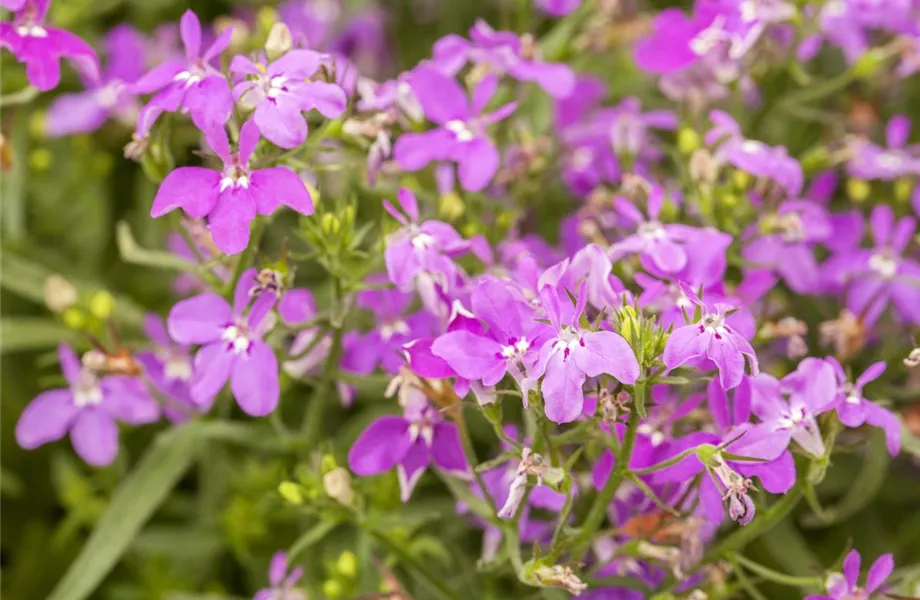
[828,358,901,456]
[152,120,313,255]
[805,550,894,600]
[662,285,759,390]
[45,25,145,137]
[348,395,469,501]
[15,343,160,467]
[393,68,516,192]
[231,49,347,149]
[136,313,198,423]
[432,20,576,99]
[536,0,581,16]
[748,358,838,457]
[356,279,436,373]
[280,287,332,379]
[131,10,233,131]
[255,551,305,600]
[167,270,280,416]
[848,114,920,180]
[432,277,550,394]
[530,284,640,423]
[0,0,99,91]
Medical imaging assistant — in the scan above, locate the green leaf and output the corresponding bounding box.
[0,318,76,354]
[115,220,198,273]
[45,422,215,600]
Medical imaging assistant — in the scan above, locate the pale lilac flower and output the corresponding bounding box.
[45,25,145,137]
[848,114,920,181]
[231,49,346,149]
[151,120,313,255]
[167,270,280,416]
[356,279,436,373]
[393,68,516,192]
[0,0,99,91]
[748,357,838,457]
[805,550,895,600]
[136,314,198,423]
[279,287,332,379]
[432,277,550,396]
[255,551,305,600]
[15,343,160,467]
[530,284,640,423]
[131,10,233,131]
[432,20,575,99]
[662,284,759,390]
[827,358,901,455]
[742,200,832,293]
[348,395,469,501]
[536,0,581,16]
[279,0,341,49]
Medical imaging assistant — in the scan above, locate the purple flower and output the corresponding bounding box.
[536,0,581,16]
[152,120,313,255]
[828,358,901,455]
[280,287,333,379]
[432,20,576,99]
[347,395,469,501]
[167,270,280,416]
[848,114,920,181]
[748,357,838,457]
[136,313,198,423]
[393,68,516,192]
[356,279,436,373]
[45,25,146,137]
[805,550,894,600]
[131,10,233,131]
[231,49,346,149]
[823,205,920,325]
[742,200,832,293]
[15,343,160,467]
[279,0,341,49]
[0,0,99,91]
[432,277,550,396]
[662,285,759,390]
[530,284,640,423]
[255,551,305,600]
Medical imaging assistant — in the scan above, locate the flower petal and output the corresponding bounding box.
[151,167,220,218]
[15,389,78,449]
[250,167,313,216]
[190,342,234,407]
[431,422,469,474]
[167,293,232,344]
[541,351,585,423]
[230,341,279,416]
[348,416,412,476]
[70,409,119,467]
[573,330,640,383]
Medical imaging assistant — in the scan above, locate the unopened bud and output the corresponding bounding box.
[62,307,86,329]
[278,481,304,505]
[530,564,588,596]
[89,291,115,319]
[322,467,354,506]
[214,18,250,55]
[321,213,341,235]
[905,348,920,368]
[265,22,293,60]
[677,127,701,154]
[847,178,871,202]
[335,551,358,578]
[44,275,78,313]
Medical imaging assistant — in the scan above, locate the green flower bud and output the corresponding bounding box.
[847,178,871,202]
[89,291,115,320]
[335,551,358,578]
[677,127,701,154]
[278,481,304,505]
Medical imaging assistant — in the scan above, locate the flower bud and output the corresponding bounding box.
[846,178,871,202]
[335,551,358,578]
[321,213,342,235]
[529,564,588,596]
[89,291,115,320]
[677,127,701,154]
[265,22,293,60]
[278,481,304,505]
[322,467,355,507]
[62,307,86,330]
[44,275,77,313]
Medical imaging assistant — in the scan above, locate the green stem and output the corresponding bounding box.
[0,86,39,108]
[729,555,771,600]
[733,554,823,589]
[369,529,464,600]
[457,409,498,513]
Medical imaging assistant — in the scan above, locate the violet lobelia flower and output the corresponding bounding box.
[151,119,313,255]
[827,357,901,455]
[255,551,305,600]
[0,0,100,91]
[529,283,640,423]
[45,25,146,137]
[432,19,576,99]
[136,313,198,423]
[805,550,895,600]
[231,49,347,149]
[431,277,551,397]
[131,10,233,131]
[748,357,838,457]
[167,269,280,416]
[848,114,920,181]
[347,394,469,502]
[536,0,581,17]
[393,68,516,192]
[15,343,160,467]
[661,284,759,390]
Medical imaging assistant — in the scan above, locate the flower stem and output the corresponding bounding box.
[732,553,823,589]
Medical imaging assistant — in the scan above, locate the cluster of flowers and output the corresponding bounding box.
[5,0,918,597]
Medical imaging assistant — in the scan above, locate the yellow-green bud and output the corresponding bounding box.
[320,453,337,474]
[895,177,913,203]
[278,481,304,505]
[732,170,751,190]
[677,127,701,154]
[29,148,53,171]
[322,579,343,598]
[62,307,86,330]
[321,213,341,235]
[439,192,465,220]
[617,306,639,343]
[847,178,871,202]
[853,48,886,79]
[89,291,115,320]
[335,551,358,578]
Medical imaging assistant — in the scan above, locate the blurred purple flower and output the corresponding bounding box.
[805,549,894,600]
[136,314,199,423]
[827,357,901,455]
[255,551,305,600]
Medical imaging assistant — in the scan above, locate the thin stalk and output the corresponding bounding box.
[733,554,823,589]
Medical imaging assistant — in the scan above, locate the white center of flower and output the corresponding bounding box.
[868,252,898,279]
[741,140,766,154]
[877,151,903,170]
[16,24,48,37]
[410,232,435,250]
[96,83,122,109]
[740,1,758,22]
[500,337,530,359]
[164,354,193,381]
[445,119,475,142]
[380,319,410,341]
[222,324,252,354]
[637,423,665,446]
[174,69,205,88]
[638,220,666,240]
[408,419,435,447]
[690,16,728,55]
[571,147,595,170]
[73,383,103,408]
[777,405,807,429]
[265,76,288,99]
[700,313,727,335]
[220,164,251,192]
